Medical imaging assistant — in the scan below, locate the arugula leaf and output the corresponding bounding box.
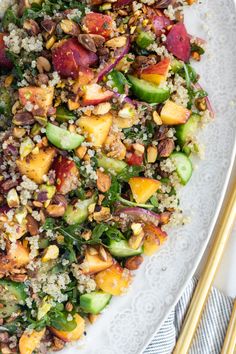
[117,165,144,182]
[191,43,205,55]
[123,121,155,145]
[6,51,24,80]
[92,223,124,242]
[2,7,20,30]
[43,217,56,230]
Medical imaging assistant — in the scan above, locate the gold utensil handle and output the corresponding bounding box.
[221,300,236,354]
[173,186,236,354]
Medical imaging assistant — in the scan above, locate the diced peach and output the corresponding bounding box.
[52,38,97,79]
[83,13,113,39]
[140,58,170,85]
[49,314,85,342]
[53,156,79,195]
[0,33,13,69]
[81,248,113,275]
[82,84,113,106]
[77,113,112,147]
[8,241,30,267]
[19,86,54,116]
[19,328,46,354]
[16,147,56,184]
[143,224,167,256]
[129,177,161,204]
[160,100,191,125]
[72,67,95,94]
[95,263,131,296]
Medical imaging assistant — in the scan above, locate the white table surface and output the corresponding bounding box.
[196,160,236,298]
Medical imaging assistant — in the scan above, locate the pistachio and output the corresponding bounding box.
[41,19,56,36]
[157,138,175,157]
[105,36,127,48]
[23,19,40,35]
[26,214,39,236]
[52,337,65,351]
[195,97,207,111]
[125,255,143,270]
[42,245,59,262]
[98,245,108,261]
[147,146,158,163]
[78,34,97,52]
[6,189,20,208]
[46,35,56,50]
[36,56,51,74]
[60,19,80,36]
[93,102,111,115]
[13,112,35,126]
[153,111,162,125]
[132,143,145,155]
[34,73,49,86]
[75,146,87,159]
[89,34,105,48]
[13,127,26,139]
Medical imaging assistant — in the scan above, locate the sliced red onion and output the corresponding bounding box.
[37,191,48,202]
[115,207,161,226]
[154,0,174,8]
[113,0,132,8]
[194,82,215,118]
[96,37,130,82]
[147,7,172,36]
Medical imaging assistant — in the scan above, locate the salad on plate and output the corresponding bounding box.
[0,0,213,352]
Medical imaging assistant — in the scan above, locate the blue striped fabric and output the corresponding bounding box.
[144,278,234,354]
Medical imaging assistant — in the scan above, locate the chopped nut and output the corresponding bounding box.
[93,207,111,222]
[147,146,158,163]
[4,75,13,88]
[132,143,145,155]
[65,302,73,312]
[6,189,20,208]
[36,56,51,74]
[105,133,126,160]
[81,230,92,241]
[60,19,80,36]
[153,111,162,125]
[98,245,108,261]
[98,194,105,205]
[157,138,175,158]
[125,255,143,270]
[13,127,26,139]
[41,19,56,36]
[26,214,39,236]
[96,170,111,193]
[89,34,105,48]
[88,314,99,324]
[195,97,207,111]
[75,146,87,159]
[93,102,111,115]
[105,36,127,48]
[42,245,59,262]
[9,273,27,282]
[131,223,143,236]
[128,232,144,250]
[191,51,201,61]
[46,204,66,217]
[88,203,96,214]
[88,247,98,256]
[23,19,40,35]
[51,337,65,351]
[13,112,35,126]
[78,34,97,52]
[46,35,56,50]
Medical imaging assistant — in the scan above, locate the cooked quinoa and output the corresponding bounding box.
[0,0,212,352]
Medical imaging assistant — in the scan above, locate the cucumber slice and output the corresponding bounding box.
[127,75,170,103]
[64,196,96,225]
[56,106,76,123]
[170,152,192,185]
[80,291,112,315]
[97,155,127,175]
[108,239,143,257]
[175,113,201,147]
[0,280,27,318]
[136,31,154,49]
[46,123,84,150]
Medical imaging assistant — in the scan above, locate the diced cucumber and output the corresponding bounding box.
[175,113,201,147]
[127,75,170,103]
[64,196,96,225]
[136,31,154,49]
[80,291,112,315]
[56,106,76,123]
[97,155,127,175]
[170,152,192,185]
[0,279,27,318]
[46,123,84,150]
[170,59,183,73]
[107,70,129,94]
[108,239,142,257]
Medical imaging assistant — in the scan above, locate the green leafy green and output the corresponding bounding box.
[2,7,20,30]
[50,311,77,332]
[123,121,155,145]
[92,223,124,243]
[191,43,205,55]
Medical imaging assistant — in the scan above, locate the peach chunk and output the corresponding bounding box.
[143,224,167,256]
[129,177,161,204]
[160,100,191,125]
[95,263,131,296]
[49,314,85,342]
[16,147,56,184]
[81,247,113,275]
[19,328,46,354]
[19,86,54,116]
[82,84,113,106]
[140,58,170,85]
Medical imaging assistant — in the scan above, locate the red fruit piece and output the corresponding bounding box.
[52,38,97,79]
[126,152,143,166]
[147,8,172,36]
[53,156,79,195]
[82,83,114,106]
[83,13,113,39]
[166,23,191,62]
[0,33,13,69]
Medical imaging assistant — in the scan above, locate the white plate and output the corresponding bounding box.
[59,1,236,353]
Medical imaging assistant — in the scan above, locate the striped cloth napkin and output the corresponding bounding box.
[144,278,234,354]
